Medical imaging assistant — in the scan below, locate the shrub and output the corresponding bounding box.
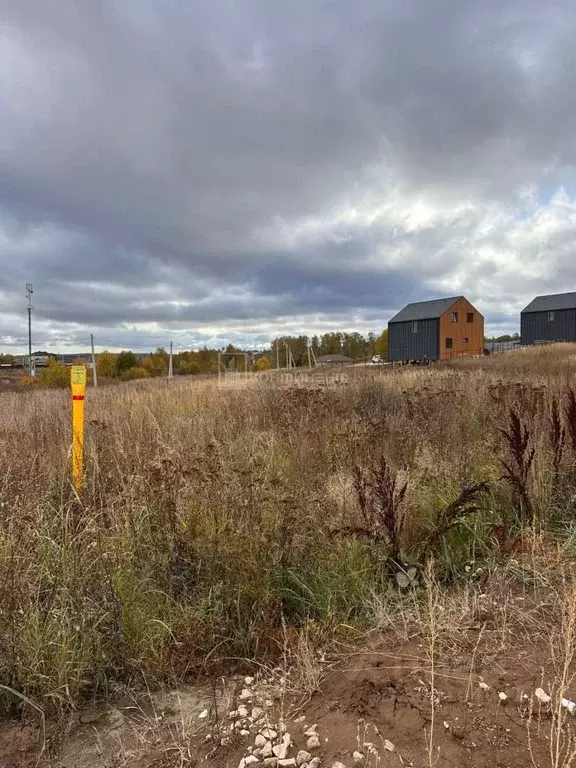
[39,358,69,388]
[255,357,272,371]
[119,365,151,381]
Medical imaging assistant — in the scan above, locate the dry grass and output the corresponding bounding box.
[1,345,576,720]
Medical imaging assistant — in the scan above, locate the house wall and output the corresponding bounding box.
[521,309,576,345]
[438,298,484,360]
[388,318,439,361]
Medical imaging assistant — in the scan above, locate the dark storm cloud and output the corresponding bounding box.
[1,0,576,348]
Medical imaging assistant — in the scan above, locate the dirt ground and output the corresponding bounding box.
[1,625,573,768]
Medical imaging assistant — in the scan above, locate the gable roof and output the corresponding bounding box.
[521,292,576,313]
[389,296,461,323]
[316,354,353,363]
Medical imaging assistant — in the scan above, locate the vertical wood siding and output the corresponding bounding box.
[438,298,484,360]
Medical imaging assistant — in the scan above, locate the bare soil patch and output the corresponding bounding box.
[3,627,574,768]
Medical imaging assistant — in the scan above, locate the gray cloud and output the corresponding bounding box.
[1,0,576,350]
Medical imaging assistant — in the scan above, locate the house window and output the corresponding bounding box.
[411,321,418,334]
[467,313,474,323]
[548,311,555,321]
[463,337,469,343]
[451,312,458,323]
[446,337,453,349]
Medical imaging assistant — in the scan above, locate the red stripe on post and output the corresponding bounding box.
[72,395,85,401]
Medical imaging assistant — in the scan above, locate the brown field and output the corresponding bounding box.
[2,344,576,767]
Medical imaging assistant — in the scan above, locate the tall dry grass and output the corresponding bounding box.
[1,346,576,715]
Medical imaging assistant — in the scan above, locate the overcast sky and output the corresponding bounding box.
[1,0,575,352]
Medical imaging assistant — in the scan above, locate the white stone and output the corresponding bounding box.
[296,750,312,766]
[331,763,347,768]
[245,757,260,766]
[198,708,209,720]
[498,692,508,703]
[241,729,251,737]
[229,710,238,719]
[353,751,365,765]
[245,676,255,685]
[252,707,265,720]
[304,724,318,737]
[262,728,278,740]
[273,733,291,760]
[255,735,268,748]
[307,760,321,768]
[265,700,274,708]
[384,739,395,752]
[261,742,274,758]
[562,698,576,714]
[240,689,253,701]
[306,735,321,750]
[278,761,296,768]
[238,705,250,718]
[295,715,306,723]
[535,688,551,704]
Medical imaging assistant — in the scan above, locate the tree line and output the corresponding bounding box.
[4,325,523,387]
[87,331,390,380]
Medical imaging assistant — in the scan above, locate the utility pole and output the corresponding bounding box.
[307,344,312,368]
[90,333,98,388]
[168,341,174,378]
[276,342,280,370]
[26,283,34,376]
[285,343,290,370]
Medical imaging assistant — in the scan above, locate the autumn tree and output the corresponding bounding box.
[39,358,69,388]
[142,348,169,377]
[375,329,389,359]
[96,351,118,378]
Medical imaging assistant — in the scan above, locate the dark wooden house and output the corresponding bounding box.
[521,292,576,345]
[388,296,484,362]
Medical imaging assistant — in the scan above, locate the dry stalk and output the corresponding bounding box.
[550,580,576,768]
[500,408,536,522]
[423,559,440,768]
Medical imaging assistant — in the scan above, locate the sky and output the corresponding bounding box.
[1,0,576,352]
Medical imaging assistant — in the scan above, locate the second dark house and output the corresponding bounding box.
[388,296,484,362]
[521,292,576,345]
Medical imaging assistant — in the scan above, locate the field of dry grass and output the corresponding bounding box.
[2,345,576,765]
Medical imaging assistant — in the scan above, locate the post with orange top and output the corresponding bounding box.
[70,365,87,491]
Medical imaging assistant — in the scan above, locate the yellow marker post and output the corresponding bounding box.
[70,365,87,491]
